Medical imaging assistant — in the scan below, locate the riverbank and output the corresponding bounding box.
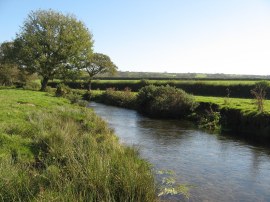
[88,89,270,140]
[0,89,156,201]
[47,79,270,99]
[89,102,270,202]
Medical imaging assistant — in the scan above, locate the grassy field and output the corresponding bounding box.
[0,89,156,201]
[48,79,270,99]
[52,79,264,85]
[92,79,260,86]
[195,96,270,115]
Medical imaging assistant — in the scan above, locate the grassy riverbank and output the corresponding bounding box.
[88,89,270,139]
[0,89,156,201]
[89,89,270,114]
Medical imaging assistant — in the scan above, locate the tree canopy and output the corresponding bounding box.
[14,9,93,90]
[84,53,117,90]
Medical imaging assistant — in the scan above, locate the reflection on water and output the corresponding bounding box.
[89,102,270,202]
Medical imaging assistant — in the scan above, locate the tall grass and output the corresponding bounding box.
[0,90,156,201]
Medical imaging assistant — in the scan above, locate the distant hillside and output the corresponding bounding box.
[95,71,270,80]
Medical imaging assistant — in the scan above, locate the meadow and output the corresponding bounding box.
[48,79,270,99]
[0,89,156,201]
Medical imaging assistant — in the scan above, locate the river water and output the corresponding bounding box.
[89,102,270,202]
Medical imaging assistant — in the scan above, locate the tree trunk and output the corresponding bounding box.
[88,79,92,91]
[40,77,49,91]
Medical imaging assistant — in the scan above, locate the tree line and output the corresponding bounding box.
[0,9,117,91]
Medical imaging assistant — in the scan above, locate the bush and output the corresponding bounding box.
[198,106,221,131]
[101,88,137,109]
[55,83,71,97]
[137,85,198,118]
[44,86,55,94]
[0,64,19,86]
[83,91,92,101]
[23,81,41,91]
[0,64,33,87]
[251,81,269,113]
[66,93,82,104]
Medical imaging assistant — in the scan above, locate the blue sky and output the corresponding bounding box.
[1,0,270,75]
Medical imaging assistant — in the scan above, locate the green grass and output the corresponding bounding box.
[195,95,270,114]
[90,89,270,115]
[0,89,156,201]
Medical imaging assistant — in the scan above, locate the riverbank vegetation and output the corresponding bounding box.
[0,89,156,201]
[47,79,270,99]
[83,88,270,139]
[137,85,198,118]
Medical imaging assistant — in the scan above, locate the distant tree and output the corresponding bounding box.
[13,9,93,91]
[0,42,30,86]
[251,81,269,113]
[83,53,117,91]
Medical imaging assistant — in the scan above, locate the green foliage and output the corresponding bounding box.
[198,106,221,131]
[65,92,82,104]
[137,85,198,118]
[251,81,269,113]
[0,63,32,86]
[156,170,190,199]
[47,79,270,98]
[0,89,156,201]
[83,53,118,90]
[13,9,93,91]
[55,83,86,105]
[223,88,231,105]
[23,81,41,91]
[101,88,137,109]
[139,79,151,88]
[0,64,19,86]
[55,83,71,97]
[83,91,92,101]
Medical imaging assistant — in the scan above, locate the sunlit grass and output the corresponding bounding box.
[0,89,156,201]
[195,95,270,114]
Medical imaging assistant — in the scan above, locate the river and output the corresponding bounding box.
[89,102,270,202]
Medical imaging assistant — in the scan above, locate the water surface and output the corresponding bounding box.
[89,102,270,202]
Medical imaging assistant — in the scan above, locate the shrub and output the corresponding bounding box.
[101,88,137,109]
[43,86,55,95]
[0,64,19,86]
[251,81,269,113]
[137,85,198,118]
[55,83,71,97]
[0,64,33,87]
[23,81,41,91]
[65,92,83,104]
[198,106,221,131]
[83,91,92,101]
[139,79,151,88]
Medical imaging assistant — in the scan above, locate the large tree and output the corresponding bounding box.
[84,53,117,91]
[14,9,93,90]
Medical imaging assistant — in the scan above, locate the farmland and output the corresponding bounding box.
[48,79,270,99]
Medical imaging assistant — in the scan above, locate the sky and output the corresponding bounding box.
[1,0,270,75]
